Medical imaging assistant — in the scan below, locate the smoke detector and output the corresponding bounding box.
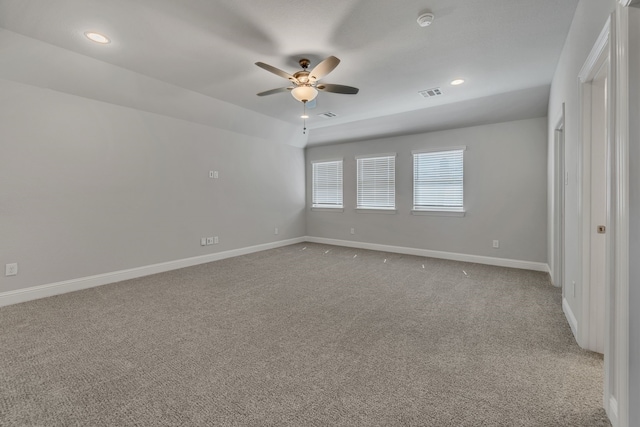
[417,13,434,27]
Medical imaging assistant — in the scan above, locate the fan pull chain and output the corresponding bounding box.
[302,101,308,134]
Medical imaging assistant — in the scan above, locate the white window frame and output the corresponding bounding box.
[356,153,396,212]
[311,159,344,211]
[412,146,465,217]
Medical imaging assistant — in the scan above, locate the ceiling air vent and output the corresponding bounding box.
[318,112,338,119]
[418,87,443,98]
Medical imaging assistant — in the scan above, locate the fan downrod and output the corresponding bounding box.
[299,58,311,69]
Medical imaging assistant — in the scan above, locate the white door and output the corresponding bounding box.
[588,60,608,355]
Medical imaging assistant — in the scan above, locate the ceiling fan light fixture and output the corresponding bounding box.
[291,86,318,103]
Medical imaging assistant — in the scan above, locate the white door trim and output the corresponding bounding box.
[613,5,631,427]
[618,0,639,7]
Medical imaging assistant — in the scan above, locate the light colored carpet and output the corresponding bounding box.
[0,243,611,426]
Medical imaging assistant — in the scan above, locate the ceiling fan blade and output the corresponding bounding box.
[255,62,299,84]
[309,56,340,81]
[257,87,293,96]
[316,83,359,94]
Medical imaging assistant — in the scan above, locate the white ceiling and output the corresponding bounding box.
[0,0,579,146]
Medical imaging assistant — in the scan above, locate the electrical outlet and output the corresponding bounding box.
[214,236,219,244]
[350,228,355,235]
[200,237,207,246]
[206,237,214,245]
[274,227,279,235]
[5,263,18,276]
[214,171,218,179]
[492,240,499,249]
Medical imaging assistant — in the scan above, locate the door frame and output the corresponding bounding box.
[578,10,631,426]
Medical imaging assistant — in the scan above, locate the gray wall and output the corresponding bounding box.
[0,74,305,294]
[306,117,548,263]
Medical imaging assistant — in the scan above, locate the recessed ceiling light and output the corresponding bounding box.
[301,114,309,119]
[450,79,465,86]
[85,32,110,44]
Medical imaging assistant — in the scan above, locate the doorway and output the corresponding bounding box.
[578,16,618,423]
[553,107,565,293]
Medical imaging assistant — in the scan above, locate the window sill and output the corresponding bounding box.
[356,208,397,214]
[411,209,466,217]
[311,207,344,212]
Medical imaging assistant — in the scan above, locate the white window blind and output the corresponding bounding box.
[312,160,343,208]
[357,154,396,209]
[413,148,464,211]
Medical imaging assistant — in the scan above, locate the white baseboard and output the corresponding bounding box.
[304,236,549,272]
[607,396,619,427]
[548,266,555,285]
[563,297,579,341]
[0,237,305,307]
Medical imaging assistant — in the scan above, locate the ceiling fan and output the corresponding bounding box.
[255,56,359,104]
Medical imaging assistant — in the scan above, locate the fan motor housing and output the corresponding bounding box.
[294,70,311,83]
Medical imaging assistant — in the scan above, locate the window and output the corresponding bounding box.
[413,147,465,212]
[356,154,396,210]
[312,160,343,208]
